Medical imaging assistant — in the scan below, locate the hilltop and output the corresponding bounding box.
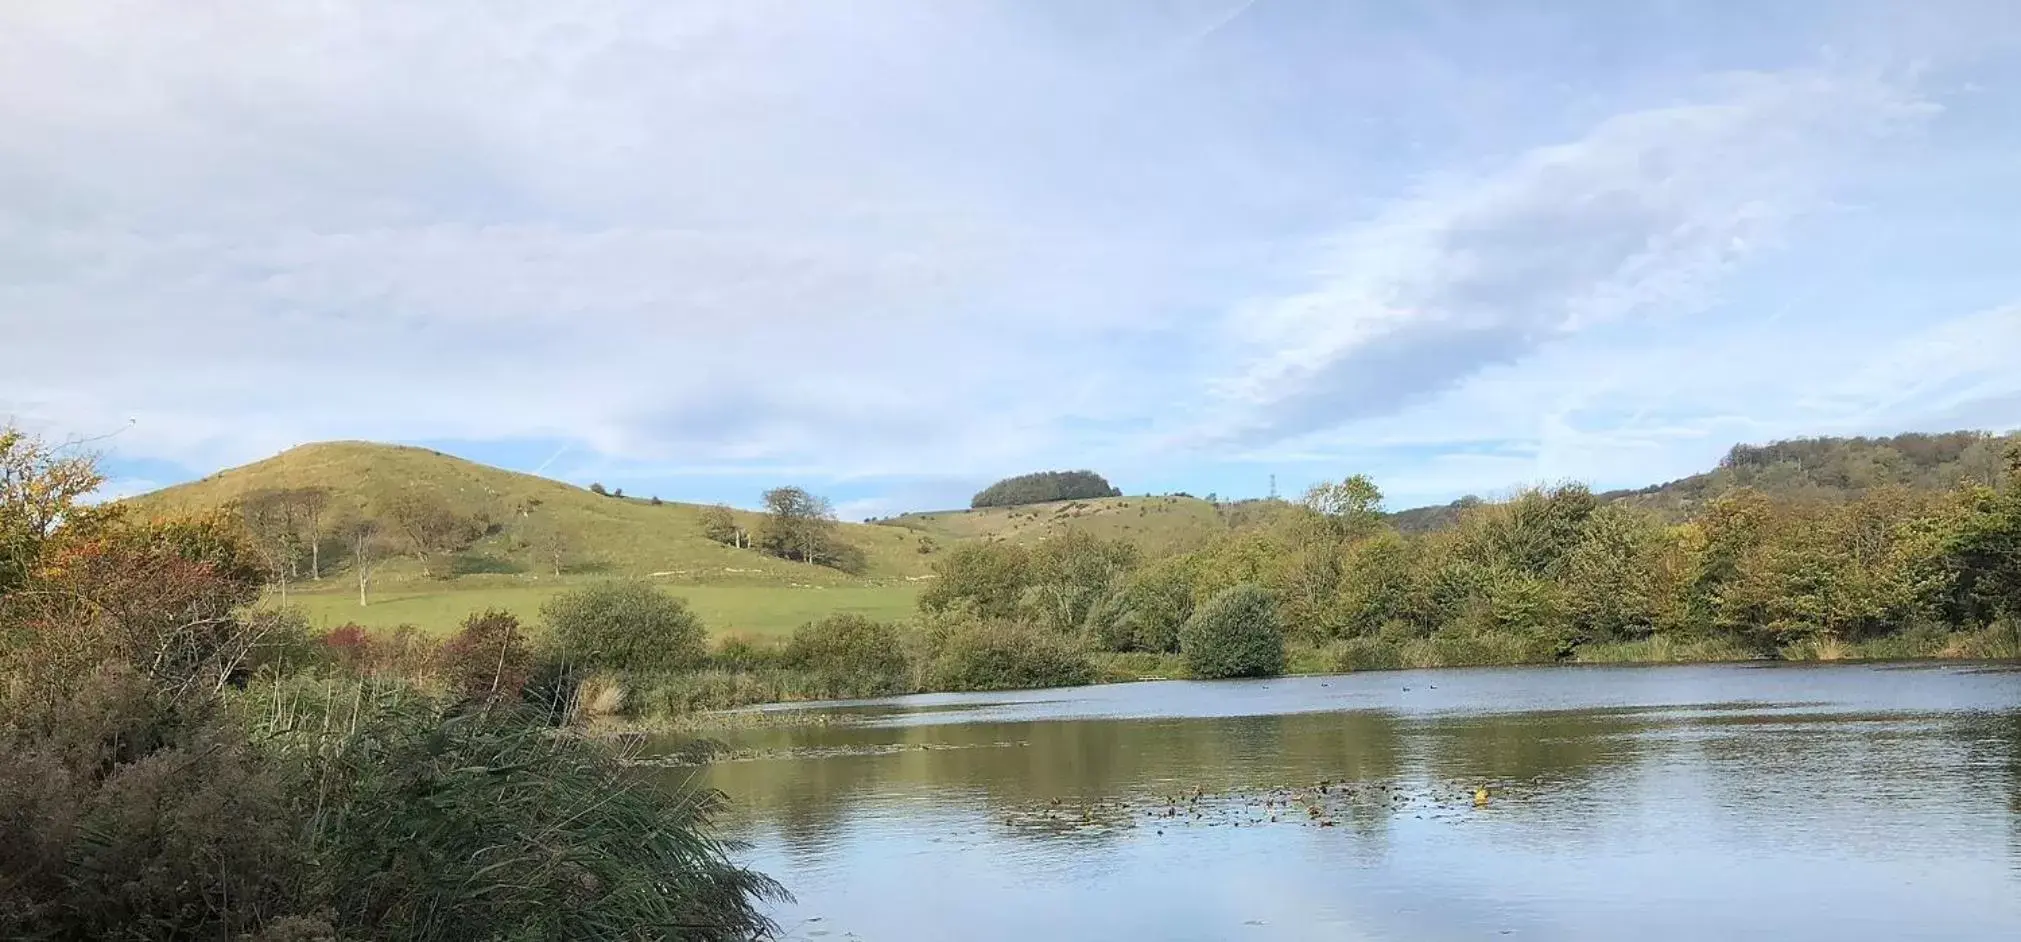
[886,494,1242,556]
[128,441,935,604]
[1388,430,2020,534]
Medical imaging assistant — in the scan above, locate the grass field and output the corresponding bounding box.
[287,581,922,638]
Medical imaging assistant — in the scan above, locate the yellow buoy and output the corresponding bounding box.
[1473,787,1491,806]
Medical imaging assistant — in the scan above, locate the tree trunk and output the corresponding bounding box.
[311,539,321,581]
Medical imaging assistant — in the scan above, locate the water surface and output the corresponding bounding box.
[655,663,2021,941]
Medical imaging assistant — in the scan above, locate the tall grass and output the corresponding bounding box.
[1573,636,1756,664]
[248,677,784,940]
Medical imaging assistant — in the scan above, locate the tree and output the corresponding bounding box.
[758,486,854,569]
[292,486,332,580]
[589,483,608,497]
[1,427,105,596]
[700,504,749,549]
[383,490,478,577]
[1937,444,2021,626]
[970,470,1122,508]
[540,579,708,673]
[239,488,304,603]
[7,510,276,697]
[1302,474,1385,540]
[1180,583,1286,679]
[919,541,1034,617]
[338,515,392,606]
[523,512,572,577]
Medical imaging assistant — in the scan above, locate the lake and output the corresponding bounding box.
[652,663,2021,941]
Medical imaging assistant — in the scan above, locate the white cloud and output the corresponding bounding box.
[1,1,2016,508]
[1197,69,1937,447]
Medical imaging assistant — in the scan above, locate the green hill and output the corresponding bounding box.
[887,494,1234,556]
[1388,429,2020,534]
[127,442,934,636]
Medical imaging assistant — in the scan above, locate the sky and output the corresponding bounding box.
[4,1,2020,519]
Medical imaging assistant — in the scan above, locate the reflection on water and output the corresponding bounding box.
[645,664,2021,941]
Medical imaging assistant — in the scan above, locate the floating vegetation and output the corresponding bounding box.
[629,738,1030,768]
[994,777,1542,834]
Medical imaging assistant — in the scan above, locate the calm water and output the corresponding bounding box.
[651,663,2021,941]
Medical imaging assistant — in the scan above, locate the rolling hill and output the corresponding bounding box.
[130,441,937,586]
[126,442,937,636]
[1387,430,2021,534]
[886,494,1237,556]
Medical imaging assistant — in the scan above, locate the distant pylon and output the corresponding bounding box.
[1269,474,1277,500]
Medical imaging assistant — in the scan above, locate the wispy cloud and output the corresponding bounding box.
[1198,69,1937,448]
[2,2,2016,509]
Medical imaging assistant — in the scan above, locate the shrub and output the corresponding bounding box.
[0,667,312,940]
[541,580,708,673]
[1180,584,1286,679]
[323,623,375,674]
[1325,636,1405,672]
[782,614,910,698]
[374,624,440,680]
[711,632,784,672]
[237,606,327,680]
[926,618,1094,692]
[634,669,785,717]
[436,609,534,703]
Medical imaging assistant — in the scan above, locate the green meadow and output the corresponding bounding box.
[286,581,922,638]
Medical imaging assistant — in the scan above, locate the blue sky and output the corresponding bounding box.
[4,1,2019,518]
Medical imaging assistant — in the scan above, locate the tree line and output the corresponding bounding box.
[912,451,2021,676]
[970,469,1122,509]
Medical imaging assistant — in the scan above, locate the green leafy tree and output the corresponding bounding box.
[1180,583,1286,679]
[541,579,708,673]
[699,503,748,549]
[1302,473,1386,540]
[919,541,1033,617]
[970,470,1122,508]
[756,486,861,571]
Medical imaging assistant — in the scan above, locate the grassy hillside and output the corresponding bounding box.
[1389,429,2021,534]
[887,494,1233,556]
[130,441,936,587]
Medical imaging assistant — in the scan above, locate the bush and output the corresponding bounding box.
[782,614,910,699]
[1180,584,1286,679]
[435,609,534,703]
[0,667,311,941]
[541,580,708,673]
[323,623,375,674]
[710,632,784,672]
[1325,636,1405,672]
[926,618,1095,692]
[634,669,785,717]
